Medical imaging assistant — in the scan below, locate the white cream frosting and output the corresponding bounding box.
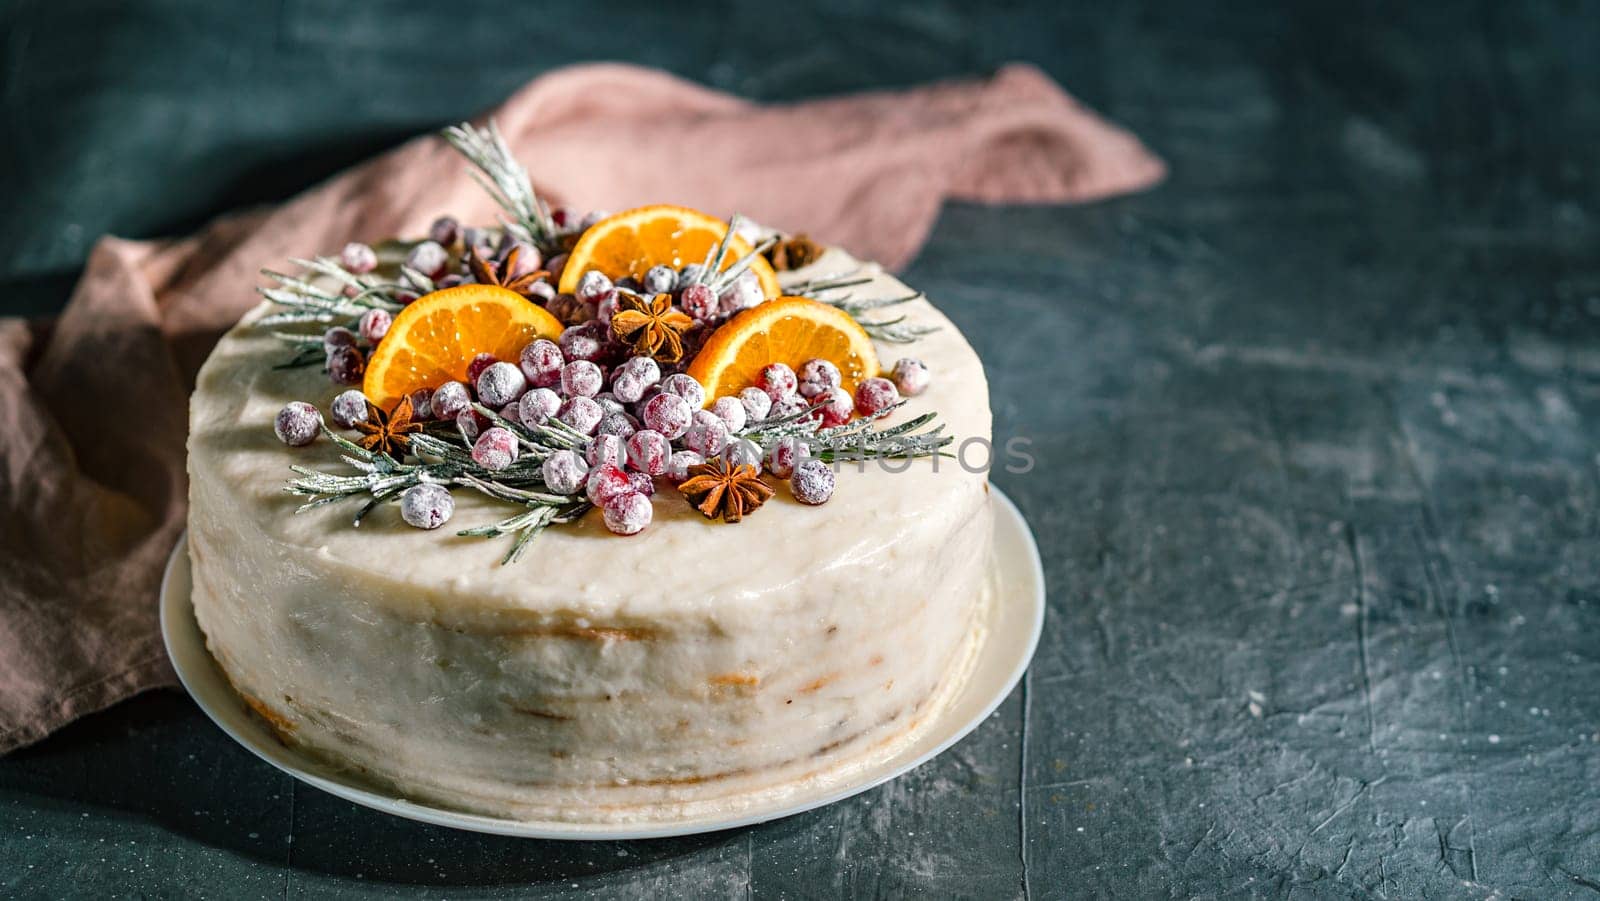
[187,249,994,821]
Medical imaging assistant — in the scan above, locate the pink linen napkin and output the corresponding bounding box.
[0,62,1162,753]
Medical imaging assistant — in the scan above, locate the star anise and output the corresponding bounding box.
[764,234,822,271]
[677,458,776,523]
[353,394,422,458]
[467,246,550,297]
[610,291,695,363]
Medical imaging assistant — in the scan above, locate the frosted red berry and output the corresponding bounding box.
[585,462,632,506]
[586,433,625,469]
[641,392,693,439]
[723,436,763,468]
[358,308,392,344]
[327,346,365,385]
[340,242,377,274]
[546,252,569,283]
[431,381,472,420]
[477,361,527,407]
[541,449,589,495]
[456,409,490,442]
[816,387,853,428]
[602,492,652,536]
[323,325,357,355]
[890,357,931,397]
[643,265,677,295]
[561,360,603,398]
[328,389,367,428]
[797,358,841,399]
[400,483,455,529]
[597,411,638,439]
[517,339,564,388]
[626,429,671,476]
[466,352,498,385]
[406,240,450,281]
[528,280,557,303]
[738,387,772,422]
[683,411,730,457]
[627,471,656,497]
[710,396,747,432]
[679,283,717,320]
[274,401,322,447]
[518,387,561,425]
[790,459,836,505]
[472,427,519,471]
[766,436,812,479]
[854,376,899,417]
[559,321,607,363]
[437,274,465,289]
[577,270,613,303]
[665,450,704,483]
[757,363,797,402]
[407,387,435,421]
[717,271,763,315]
[659,373,706,409]
[428,216,460,247]
[557,396,604,435]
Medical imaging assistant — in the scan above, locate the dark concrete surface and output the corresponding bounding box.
[4,1,1599,898]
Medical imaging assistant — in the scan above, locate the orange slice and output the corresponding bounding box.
[362,284,564,410]
[686,297,879,406]
[558,205,782,299]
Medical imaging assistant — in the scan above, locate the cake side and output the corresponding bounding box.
[187,250,997,820]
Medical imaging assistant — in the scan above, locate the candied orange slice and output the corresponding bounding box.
[361,284,563,410]
[557,205,782,299]
[686,297,879,406]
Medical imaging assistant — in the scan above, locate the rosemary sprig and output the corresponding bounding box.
[442,120,558,252]
[256,256,405,327]
[789,269,939,344]
[285,427,586,564]
[741,400,952,463]
[680,213,779,296]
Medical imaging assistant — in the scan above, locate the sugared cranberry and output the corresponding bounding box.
[597,411,638,439]
[328,346,365,385]
[518,387,561,425]
[641,392,693,439]
[546,293,580,324]
[798,358,841,399]
[472,427,519,471]
[594,392,625,416]
[890,357,931,396]
[395,288,419,305]
[407,388,435,421]
[406,240,450,281]
[717,271,763,315]
[679,263,707,285]
[477,361,527,407]
[596,293,621,327]
[550,208,571,228]
[466,352,499,385]
[456,409,490,442]
[602,492,652,536]
[683,411,730,457]
[585,462,632,506]
[400,483,455,529]
[586,433,625,469]
[610,357,661,403]
[626,430,671,475]
[527,280,557,303]
[462,227,495,258]
[757,363,797,402]
[329,389,369,428]
[738,387,772,422]
[322,326,357,356]
[855,376,899,417]
[428,216,460,247]
[557,396,604,435]
[767,436,812,479]
[769,394,810,421]
[659,373,706,408]
[790,459,836,505]
[577,270,613,303]
[517,339,564,388]
[679,283,717,320]
[723,436,763,468]
[503,241,541,277]
[546,252,569,283]
[431,381,472,420]
[541,449,589,495]
[561,360,603,398]
[627,471,656,497]
[274,401,322,447]
[559,321,607,363]
[643,265,677,295]
[571,300,599,325]
[340,242,377,274]
[710,396,747,432]
[665,450,705,482]
[816,387,853,428]
[358,308,392,344]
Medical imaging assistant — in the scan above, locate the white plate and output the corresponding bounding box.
[161,485,1045,840]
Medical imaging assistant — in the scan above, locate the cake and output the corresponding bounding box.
[185,123,994,822]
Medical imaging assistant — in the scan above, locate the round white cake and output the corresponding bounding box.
[186,248,994,822]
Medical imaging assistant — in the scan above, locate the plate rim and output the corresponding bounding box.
[161,484,1045,840]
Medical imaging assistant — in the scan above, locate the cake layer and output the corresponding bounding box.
[187,249,994,820]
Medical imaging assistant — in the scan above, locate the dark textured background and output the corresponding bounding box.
[4,1,1600,898]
